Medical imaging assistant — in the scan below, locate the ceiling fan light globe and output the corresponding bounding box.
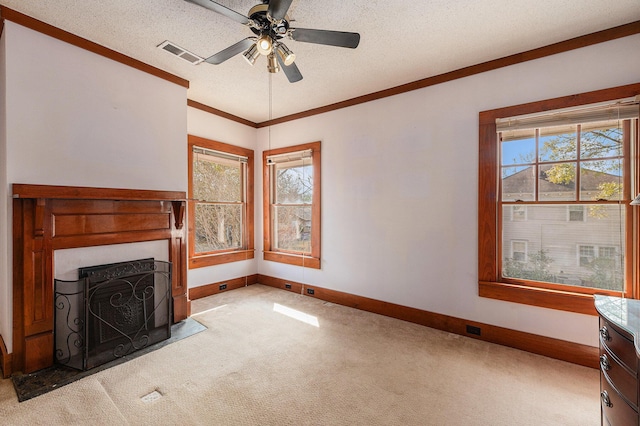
[276,44,296,66]
[242,44,260,66]
[256,36,273,55]
[267,54,280,73]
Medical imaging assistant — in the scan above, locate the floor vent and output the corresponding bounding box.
[158,40,203,64]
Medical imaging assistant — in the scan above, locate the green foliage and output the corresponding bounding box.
[543,163,574,185]
[585,257,623,291]
[588,182,622,219]
[503,250,554,283]
[541,125,622,186]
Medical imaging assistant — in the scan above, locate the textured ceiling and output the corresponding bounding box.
[1,0,639,123]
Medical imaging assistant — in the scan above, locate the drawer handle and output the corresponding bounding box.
[601,390,612,408]
[600,326,611,341]
[600,354,611,371]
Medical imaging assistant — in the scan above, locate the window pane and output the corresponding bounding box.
[568,206,584,222]
[539,126,577,162]
[274,205,312,253]
[502,166,535,201]
[599,247,616,259]
[512,205,526,221]
[502,204,624,291]
[539,163,576,201]
[501,132,535,166]
[275,161,313,204]
[581,120,623,159]
[195,204,242,252]
[193,155,242,202]
[579,160,623,202]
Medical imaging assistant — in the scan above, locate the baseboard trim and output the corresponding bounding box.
[0,334,11,378]
[189,274,258,300]
[256,274,598,369]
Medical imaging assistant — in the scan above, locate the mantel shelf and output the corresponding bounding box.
[12,184,186,201]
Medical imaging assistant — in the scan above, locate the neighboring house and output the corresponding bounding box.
[502,165,623,286]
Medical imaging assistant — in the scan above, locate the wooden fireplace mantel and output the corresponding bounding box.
[11,184,189,375]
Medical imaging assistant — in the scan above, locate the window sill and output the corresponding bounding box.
[264,251,320,269]
[189,250,255,269]
[479,281,600,316]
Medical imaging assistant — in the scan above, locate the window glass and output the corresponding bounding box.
[512,205,526,221]
[193,154,242,202]
[502,203,624,291]
[568,205,584,222]
[273,157,313,253]
[263,142,321,268]
[538,163,576,201]
[188,136,254,268]
[195,204,242,252]
[480,87,640,313]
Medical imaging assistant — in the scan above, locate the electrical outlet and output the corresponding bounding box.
[466,325,481,336]
[307,288,315,295]
[219,283,227,290]
[285,283,292,289]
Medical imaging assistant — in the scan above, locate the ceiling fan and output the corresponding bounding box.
[185,0,361,83]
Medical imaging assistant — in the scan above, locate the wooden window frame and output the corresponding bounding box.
[263,142,321,269]
[478,83,640,315]
[188,135,254,268]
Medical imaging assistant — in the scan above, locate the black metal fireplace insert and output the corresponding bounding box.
[54,259,172,371]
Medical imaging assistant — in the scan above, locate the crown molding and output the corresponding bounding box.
[0,6,189,89]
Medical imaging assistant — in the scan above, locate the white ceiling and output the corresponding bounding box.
[1,0,639,123]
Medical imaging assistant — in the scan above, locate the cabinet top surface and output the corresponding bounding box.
[595,295,640,357]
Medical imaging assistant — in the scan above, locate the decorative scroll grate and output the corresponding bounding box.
[54,259,172,371]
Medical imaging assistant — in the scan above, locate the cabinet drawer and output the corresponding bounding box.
[600,318,637,374]
[601,345,638,408]
[601,373,638,426]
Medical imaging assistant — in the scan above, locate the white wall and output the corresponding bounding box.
[186,108,258,288]
[0,22,188,352]
[1,18,638,356]
[256,34,640,347]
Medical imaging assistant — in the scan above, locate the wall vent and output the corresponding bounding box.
[157,40,203,65]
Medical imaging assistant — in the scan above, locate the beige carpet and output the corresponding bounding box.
[0,284,599,425]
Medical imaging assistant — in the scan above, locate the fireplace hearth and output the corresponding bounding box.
[54,259,172,371]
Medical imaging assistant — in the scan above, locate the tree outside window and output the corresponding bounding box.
[263,142,321,269]
[479,84,640,315]
[188,135,254,268]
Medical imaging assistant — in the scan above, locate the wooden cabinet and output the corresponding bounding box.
[595,296,640,425]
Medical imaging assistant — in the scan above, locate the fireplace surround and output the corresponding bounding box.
[11,184,188,375]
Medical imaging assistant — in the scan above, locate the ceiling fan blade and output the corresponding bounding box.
[291,28,360,49]
[276,54,303,83]
[268,0,294,21]
[205,38,255,65]
[184,0,250,25]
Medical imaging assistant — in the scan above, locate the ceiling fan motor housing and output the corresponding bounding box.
[248,4,289,42]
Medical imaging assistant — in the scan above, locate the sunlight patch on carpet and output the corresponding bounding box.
[141,390,163,403]
[191,305,228,316]
[273,303,319,327]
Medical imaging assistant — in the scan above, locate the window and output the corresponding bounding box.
[512,205,527,221]
[478,83,640,314]
[567,205,585,222]
[511,240,528,262]
[578,245,595,267]
[599,246,617,259]
[263,142,321,268]
[188,135,254,268]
